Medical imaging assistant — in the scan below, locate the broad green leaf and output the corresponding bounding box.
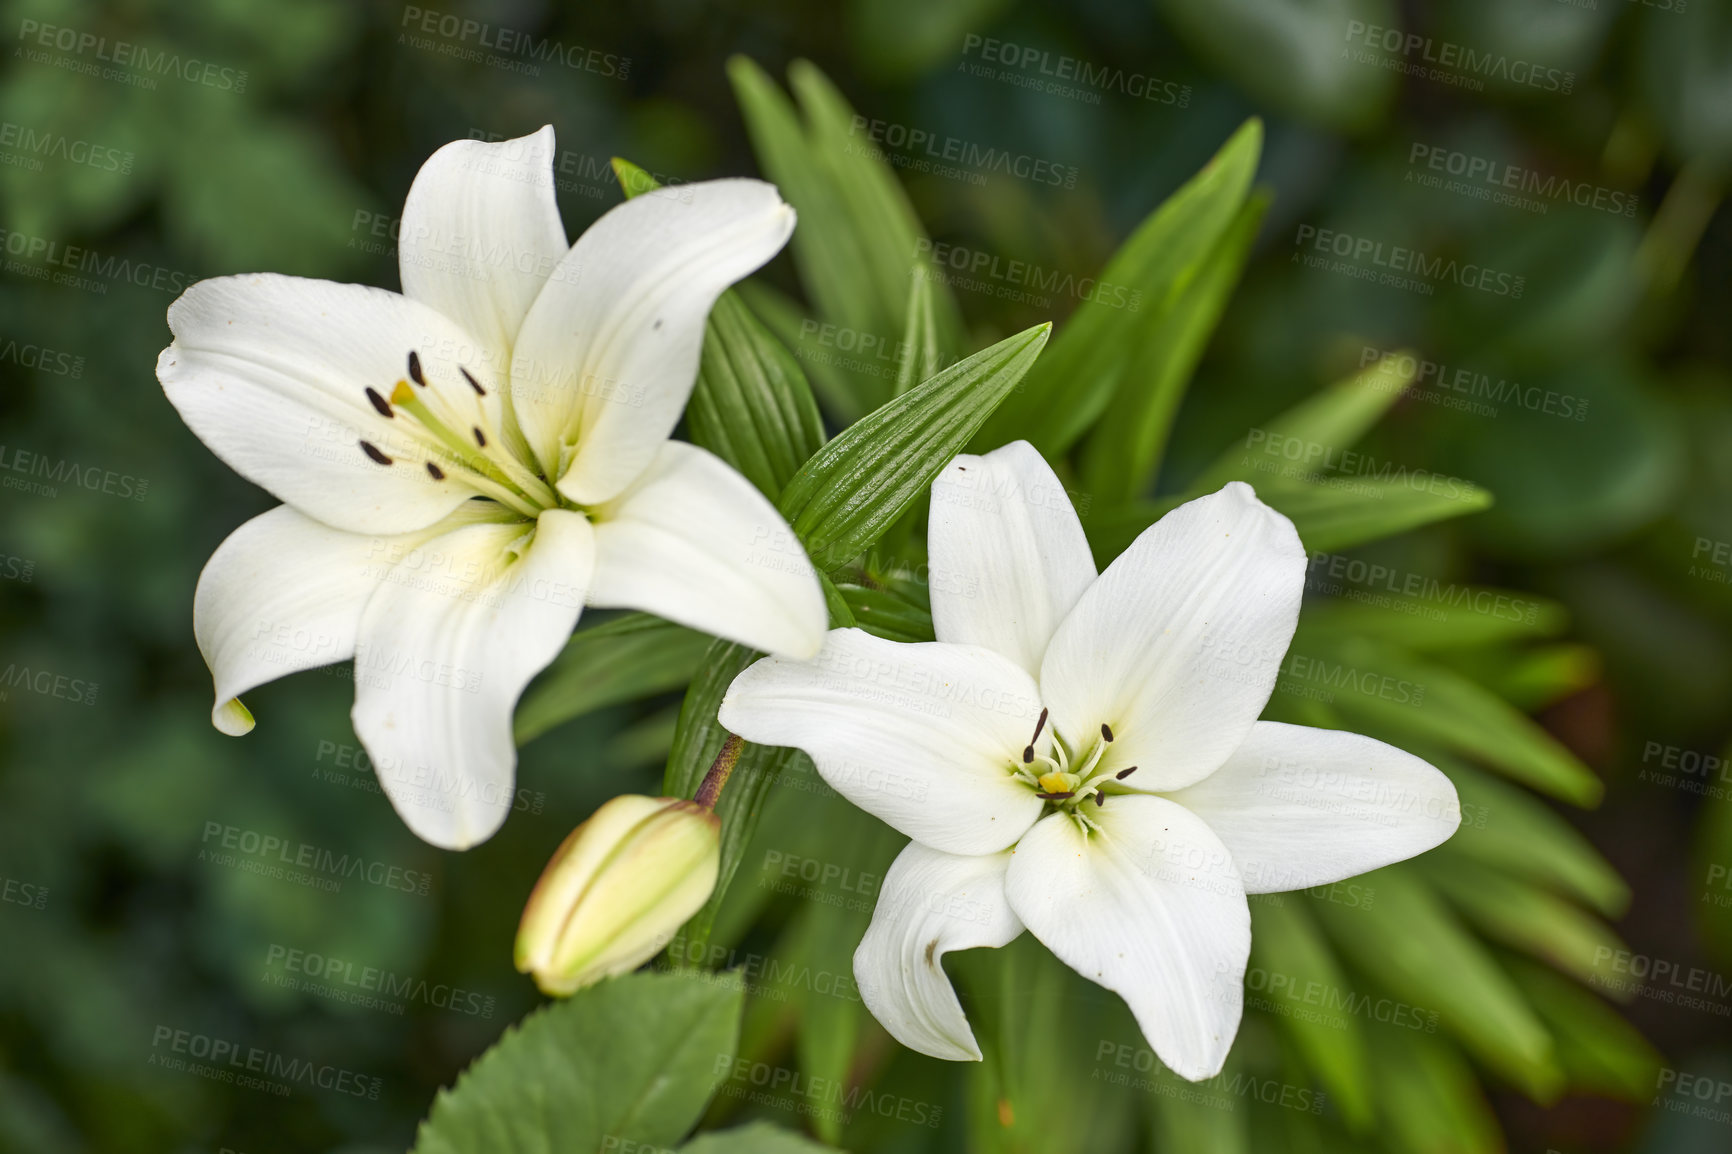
[1431,642,1600,712]
[1303,637,1603,806]
[818,571,859,628]
[1313,867,1561,1099]
[688,293,828,500]
[682,1123,841,1153]
[1418,856,1628,987]
[1188,353,1422,494]
[779,323,1050,570]
[662,640,802,963]
[1247,897,1373,1130]
[515,614,710,745]
[1504,956,1663,1101]
[612,159,826,499]
[1081,190,1270,502]
[894,270,942,398]
[1437,757,1629,918]
[1362,1027,1502,1154]
[976,119,1262,456]
[412,971,743,1154]
[737,280,871,423]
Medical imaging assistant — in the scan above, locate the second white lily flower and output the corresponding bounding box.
[719,441,1461,1081]
[160,128,826,850]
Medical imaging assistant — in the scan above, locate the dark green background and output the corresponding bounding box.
[1,0,1729,1151]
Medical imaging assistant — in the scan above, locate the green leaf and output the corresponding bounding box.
[836,581,934,643]
[1437,757,1629,918]
[1188,353,1422,494]
[412,970,742,1154]
[662,641,802,963]
[1417,855,1628,988]
[1146,1064,1249,1154]
[688,293,828,500]
[894,270,942,398]
[1301,637,1603,806]
[1297,591,1568,653]
[1247,897,1374,1130]
[976,118,1262,456]
[1313,867,1561,1100]
[515,615,711,745]
[1362,1027,1502,1154]
[681,1123,841,1153]
[1431,643,1600,712]
[1504,956,1663,1101]
[1081,190,1270,502]
[780,323,1050,570]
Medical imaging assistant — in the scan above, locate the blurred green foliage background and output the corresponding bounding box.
[1,0,1730,1151]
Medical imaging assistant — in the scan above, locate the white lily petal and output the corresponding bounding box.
[718,629,1046,855]
[1038,482,1305,792]
[588,441,825,659]
[1169,722,1461,894]
[928,442,1096,676]
[194,506,398,734]
[1006,797,1250,1082]
[854,843,1022,1062]
[351,509,594,849]
[510,179,795,502]
[159,274,506,534]
[398,126,568,372]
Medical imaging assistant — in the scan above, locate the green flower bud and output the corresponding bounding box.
[515,795,721,996]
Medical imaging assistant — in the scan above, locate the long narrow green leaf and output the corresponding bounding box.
[1297,591,1567,653]
[1307,637,1603,806]
[976,118,1263,455]
[515,615,710,745]
[1362,1027,1503,1154]
[687,292,827,499]
[1081,190,1270,502]
[1189,353,1422,494]
[780,323,1050,569]
[1504,956,1663,1101]
[1313,867,1561,1099]
[1433,757,1629,917]
[894,270,941,398]
[1247,897,1374,1130]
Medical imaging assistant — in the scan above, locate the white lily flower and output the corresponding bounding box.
[719,441,1460,1080]
[160,127,826,850]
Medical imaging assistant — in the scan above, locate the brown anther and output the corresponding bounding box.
[1031,707,1048,745]
[460,367,485,396]
[1115,766,1138,780]
[1100,722,1114,742]
[425,462,445,480]
[1034,790,1076,801]
[1094,791,1106,807]
[407,350,426,387]
[472,426,487,447]
[359,440,392,466]
[365,387,393,418]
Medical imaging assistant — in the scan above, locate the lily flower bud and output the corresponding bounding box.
[515,795,721,996]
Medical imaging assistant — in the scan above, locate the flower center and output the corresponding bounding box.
[1011,709,1137,830]
[352,350,562,520]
